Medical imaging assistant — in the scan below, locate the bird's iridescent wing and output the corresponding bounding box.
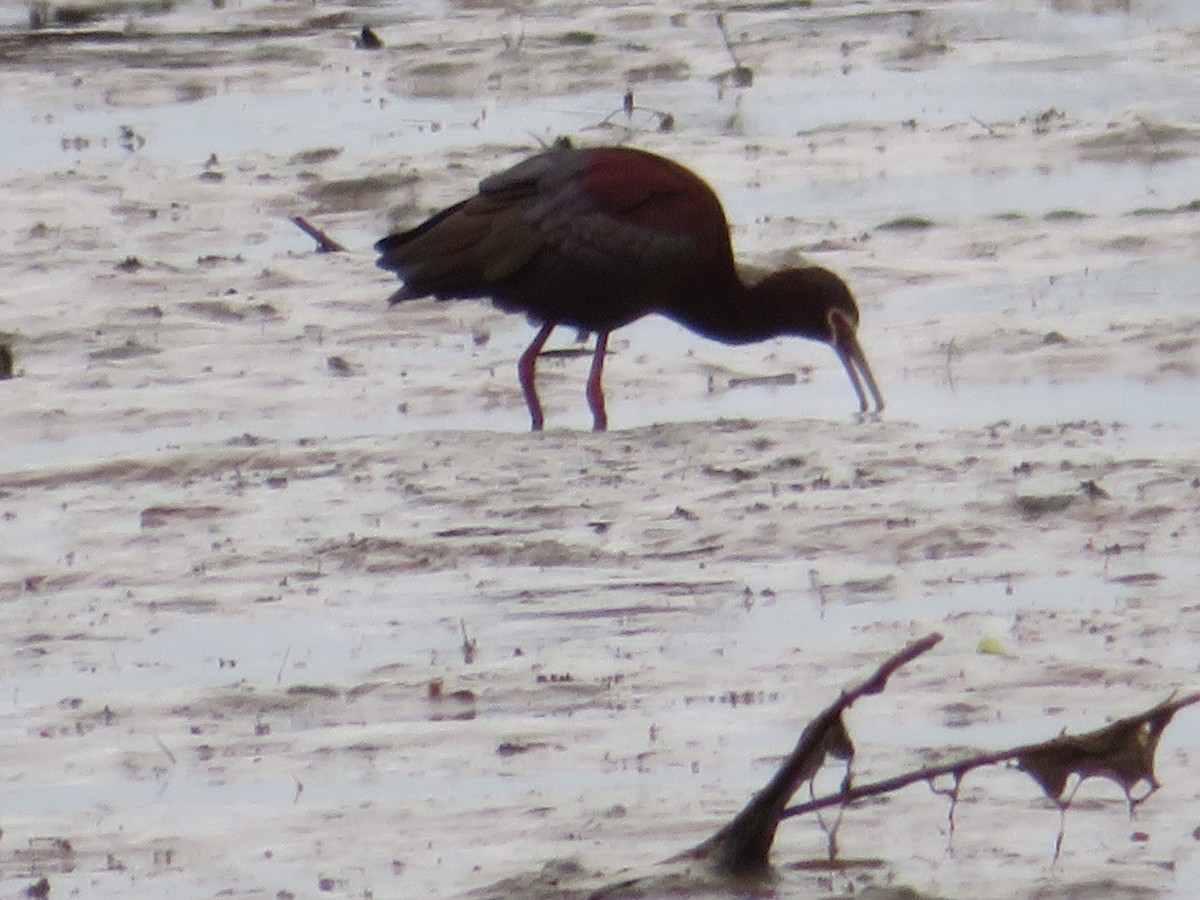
[375,187,542,301]
[378,148,707,329]
[505,149,700,282]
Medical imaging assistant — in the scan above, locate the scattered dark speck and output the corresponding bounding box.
[326,355,354,376]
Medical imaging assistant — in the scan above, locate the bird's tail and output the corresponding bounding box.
[384,285,420,306]
[375,232,427,304]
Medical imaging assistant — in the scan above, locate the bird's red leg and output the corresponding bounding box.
[586,330,610,432]
[518,322,555,431]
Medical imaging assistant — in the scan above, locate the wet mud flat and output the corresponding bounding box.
[2,0,1200,897]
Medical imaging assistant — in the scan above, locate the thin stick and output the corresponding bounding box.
[715,13,742,69]
[672,633,943,876]
[781,691,1200,820]
[291,215,348,253]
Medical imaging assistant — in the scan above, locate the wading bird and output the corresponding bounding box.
[376,146,883,431]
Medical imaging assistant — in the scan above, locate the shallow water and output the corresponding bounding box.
[3,1,1200,898]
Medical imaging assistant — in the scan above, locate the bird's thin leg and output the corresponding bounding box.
[519,322,556,431]
[586,330,610,432]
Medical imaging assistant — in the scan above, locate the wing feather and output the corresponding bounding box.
[376,147,702,326]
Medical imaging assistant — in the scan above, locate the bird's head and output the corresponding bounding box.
[750,266,885,414]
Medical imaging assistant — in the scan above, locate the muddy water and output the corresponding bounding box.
[2,0,1200,898]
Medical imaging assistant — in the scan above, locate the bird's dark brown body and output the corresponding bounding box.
[376,145,883,430]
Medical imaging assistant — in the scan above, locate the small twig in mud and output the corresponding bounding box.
[927,770,964,838]
[593,91,676,135]
[971,115,999,136]
[461,619,478,665]
[942,338,958,390]
[714,14,754,87]
[153,734,177,766]
[501,17,527,55]
[808,568,830,620]
[291,216,348,253]
[812,778,847,860]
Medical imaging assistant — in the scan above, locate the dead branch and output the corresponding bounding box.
[670,632,943,877]
[291,215,348,253]
[471,637,1199,899]
[781,691,1200,823]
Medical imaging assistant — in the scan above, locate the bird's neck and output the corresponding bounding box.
[662,274,823,345]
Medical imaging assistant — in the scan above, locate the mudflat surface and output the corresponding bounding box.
[2,0,1199,897]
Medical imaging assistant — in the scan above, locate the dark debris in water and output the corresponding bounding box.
[28,0,177,30]
[326,355,354,376]
[225,432,269,447]
[1014,492,1075,518]
[180,300,280,322]
[876,215,937,232]
[88,337,159,361]
[354,25,382,50]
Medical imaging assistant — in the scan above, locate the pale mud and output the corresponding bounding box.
[2,0,1200,898]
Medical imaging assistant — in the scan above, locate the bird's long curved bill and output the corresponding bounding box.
[834,330,885,414]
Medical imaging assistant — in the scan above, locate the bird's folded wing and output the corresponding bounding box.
[387,149,700,297]
[510,158,697,282]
